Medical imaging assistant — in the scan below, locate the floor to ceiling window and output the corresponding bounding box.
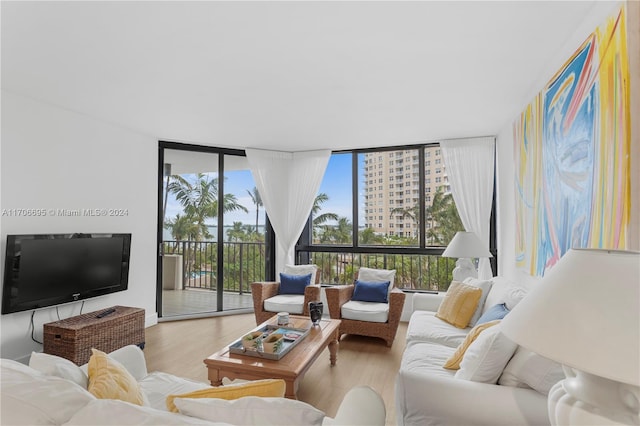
[297,143,496,291]
[157,142,272,319]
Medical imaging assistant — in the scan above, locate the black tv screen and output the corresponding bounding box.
[2,233,132,314]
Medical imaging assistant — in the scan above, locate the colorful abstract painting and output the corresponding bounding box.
[514,5,630,277]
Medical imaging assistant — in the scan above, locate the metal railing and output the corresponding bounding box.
[163,241,266,294]
[298,250,457,291]
[163,241,457,293]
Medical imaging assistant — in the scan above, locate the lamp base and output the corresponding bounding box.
[451,258,477,282]
[548,367,640,425]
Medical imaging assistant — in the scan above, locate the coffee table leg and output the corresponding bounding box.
[329,338,339,366]
[207,367,223,386]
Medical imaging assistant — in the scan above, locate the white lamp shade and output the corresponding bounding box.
[441,231,492,258]
[500,249,640,386]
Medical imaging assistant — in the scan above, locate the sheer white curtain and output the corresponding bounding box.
[246,149,331,272]
[440,137,495,279]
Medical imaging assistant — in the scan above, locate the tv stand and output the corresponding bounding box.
[43,305,145,365]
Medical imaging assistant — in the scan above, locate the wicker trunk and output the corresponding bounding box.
[43,305,145,365]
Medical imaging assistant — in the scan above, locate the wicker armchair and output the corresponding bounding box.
[251,264,321,325]
[251,281,321,324]
[325,284,406,347]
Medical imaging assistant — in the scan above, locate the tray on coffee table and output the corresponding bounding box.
[228,324,310,360]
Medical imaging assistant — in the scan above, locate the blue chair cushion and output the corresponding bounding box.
[351,280,390,304]
[279,273,312,295]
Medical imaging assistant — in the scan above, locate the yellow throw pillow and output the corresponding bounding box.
[166,378,286,413]
[87,348,144,405]
[443,320,501,370]
[435,281,483,328]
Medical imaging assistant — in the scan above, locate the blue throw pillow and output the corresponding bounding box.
[279,273,312,295]
[351,280,390,303]
[476,303,510,325]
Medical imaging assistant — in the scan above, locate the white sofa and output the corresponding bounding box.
[1,345,386,426]
[395,277,561,426]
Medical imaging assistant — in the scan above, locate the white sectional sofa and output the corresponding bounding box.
[1,345,386,426]
[396,277,563,426]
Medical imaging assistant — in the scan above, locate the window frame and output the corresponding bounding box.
[296,142,497,277]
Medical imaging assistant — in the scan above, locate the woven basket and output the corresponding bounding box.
[43,305,145,365]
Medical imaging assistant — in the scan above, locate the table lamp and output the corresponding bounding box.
[442,231,492,281]
[500,249,640,425]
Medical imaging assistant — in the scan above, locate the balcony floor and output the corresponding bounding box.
[161,288,254,318]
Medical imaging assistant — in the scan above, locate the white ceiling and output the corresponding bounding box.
[2,1,601,152]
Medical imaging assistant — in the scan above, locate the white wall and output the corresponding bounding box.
[0,92,159,361]
[495,0,630,285]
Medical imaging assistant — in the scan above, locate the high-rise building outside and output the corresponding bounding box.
[362,147,449,238]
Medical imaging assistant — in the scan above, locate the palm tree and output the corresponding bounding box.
[168,173,248,241]
[426,188,463,245]
[311,193,339,227]
[311,193,339,242]
[227,222,246,242]
[164,214,200,241]
[246,187,263,233]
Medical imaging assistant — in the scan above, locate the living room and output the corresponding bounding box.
[1,1,639,425]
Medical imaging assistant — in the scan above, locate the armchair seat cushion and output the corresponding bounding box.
[341,300,389,323]
[264,294,305,314]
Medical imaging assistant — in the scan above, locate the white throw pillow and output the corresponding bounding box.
[357,267,396,291]
[283,264,318,285]
[174,396,326,426]
[463,277,493,326]
[29,351,89,388]
[502,285,528,310]
[64,399,224,425]
[455,324,518,383]
[1,359,95,425]
[498,346,565,395]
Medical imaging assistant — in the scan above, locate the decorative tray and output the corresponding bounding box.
[228,324,310,360]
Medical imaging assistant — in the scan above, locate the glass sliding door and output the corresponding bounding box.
[158,144,266,319]
[221,156,264,311]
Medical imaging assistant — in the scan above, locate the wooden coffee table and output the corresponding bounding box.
[204,315,341,399]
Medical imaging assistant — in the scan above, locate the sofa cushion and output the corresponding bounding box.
[400,341,457,379]
[166,378,286,412]
[87,348,145,406]
[29,351,88,388]
[279,272,312,295]
[435,281,482,328]
[174,396,325,426]
[1,358,96,425]
[64,399,226,425]
[498,346,565,395]
[463,277,493,326]
[352,280,390,303]
[341,300,389,323]
[406,311,469,348]
[139,371,211,411]
[483,277,530,314]
[443,320,501,370]
[264,294,305,314]
[455,325,518,383]
[476,303,510,325]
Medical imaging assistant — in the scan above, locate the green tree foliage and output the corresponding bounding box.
[166,173,248,241]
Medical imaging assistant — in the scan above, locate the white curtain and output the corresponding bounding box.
[246,149,331,272]
[440,137,495,279]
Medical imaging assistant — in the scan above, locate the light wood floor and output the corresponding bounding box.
[144,313,408,425]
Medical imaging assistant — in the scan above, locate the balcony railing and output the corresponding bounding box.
[163,241,457,293]
[298,250,457,292]
[163,240,266,294]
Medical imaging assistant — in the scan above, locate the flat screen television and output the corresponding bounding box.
[2,233,132,314]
